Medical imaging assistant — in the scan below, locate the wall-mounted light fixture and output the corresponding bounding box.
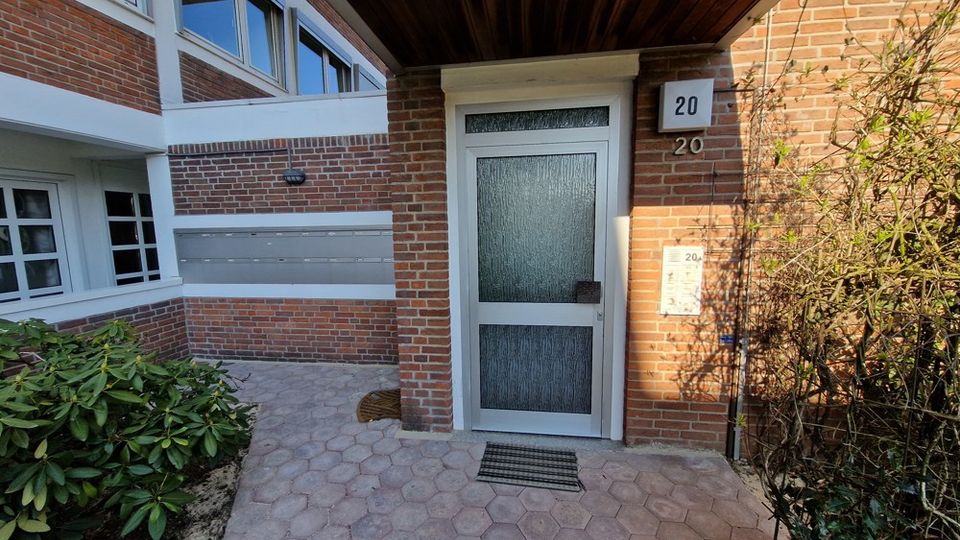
[282,146,307,185]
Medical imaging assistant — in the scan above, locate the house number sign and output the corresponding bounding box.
[659,246,705,316]
[658,78,714,133]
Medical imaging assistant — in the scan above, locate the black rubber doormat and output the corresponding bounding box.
[476,442,582,492]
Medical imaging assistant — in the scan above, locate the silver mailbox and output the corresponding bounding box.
[175,227,394,285]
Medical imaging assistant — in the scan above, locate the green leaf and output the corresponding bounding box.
[10,429,29,449]
[93,399,108,427]
[65,467,102,479]
[69,417,89,441]
[18,519,51,533]
[33,484,47,511]
[127,465,153,476]
[120,504,150,537]
[33,439,48,459]
[21,479,35,506]
[46,462,65,486]
[0,520,15,540]
[106,390,144,404]
[148,505,167,540]
[160,490,194,505]
[82,481,98,498]
[203,432,218,457]
[1,402,37,413]
[0,417,38,429]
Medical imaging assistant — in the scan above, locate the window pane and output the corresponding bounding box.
[105,191,135,217]
[327,55,349,93]
[146,248,159,271]
[358,73,379,91]
[0,262,17,293]
[25,259,61,289]
[14,189,51,219]
[142,221,156,244]
[117,276,145,286]
[113,249,142,274]
[0,190,6,219]
[0,226,10,256]
[109,222,139,245]
[247,0,279,77]
[19,226,57,254]
[466,107,610,134]
[298,32,326,95]
[148,273,161,281]
[182,0,240,57]
[138,194,153,217]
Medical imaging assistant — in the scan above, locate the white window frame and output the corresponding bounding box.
[178,0,285,84]
[293,10,353,95]
[0,180,71,303]
[119,0,150,16]
[104,191,160,286]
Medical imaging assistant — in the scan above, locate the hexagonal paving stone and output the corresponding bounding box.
[645,495,687,522]
[360,454,392,475]
[616,505,660,536]
[390,446,422,466]
[343,444,374,464]
[360,487,403,515]
[578,469,613,492]
[697,475,741,500]
[416,518,459,539]
[252,478,292,504]
[519,488,557,512]
[420,440,452,457]
[340,422,365,436]
[516,511,560,540]
[426,491,463,519]
[435,469,469,492]
[327,435,355,452]
[372,437,401,455]
[483,523,526,540]
[685,509,733,539]
[714,499,760,529]
[555,528,594,540]
[390,502,430,531]
[310,451,344,472]
[308,482,347,507]
[277,459,309,479]
[270,492,308,520]
[454,507,493,536]
[671,484,714,510]
[492,483,525,496]
[441,449,472,469]
[293,440,327,460]
[585,516,629,540]
[486,495,525,524]
[380,465,413,489]
[460,482,496,507]
[329,497,369,526]
[351,512,392,539]
[327,462,361,484]
[289,506,330,536]
[635,471,676,496]
[347,474,381,497]
[239,465,276,487]
[551,500,591,529]
[609,481,648,505]
[262,448,294,467]
[401,478,438,502]
[656,521,702,540]
[602,461,639,482]
[730,526,773,540]
[356,430,383,445]
[411,457,445,478]
[660,464,699,485]
[580,491,622,518]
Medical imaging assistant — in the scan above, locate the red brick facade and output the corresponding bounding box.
[179,52,274,103]
[387,72,452,432]
[306,0,389,76]
[169,136,391,214]
[184,298,397,364]
[56,299,189,360]
[0,0,160,114]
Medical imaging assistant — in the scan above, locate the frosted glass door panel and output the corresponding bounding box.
[466,107,609,133]
[477,154,596,303]
[480,325,592,414]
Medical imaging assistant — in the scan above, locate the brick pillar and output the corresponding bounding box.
[387,71,453,432]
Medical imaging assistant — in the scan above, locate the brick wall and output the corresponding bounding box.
[185,298,397,364]
[306,0,389,75]
[0,0,160,114]
[168,135,391,214]
[387,72,452,432]
[56,299,188,360]
[179,52,274,103]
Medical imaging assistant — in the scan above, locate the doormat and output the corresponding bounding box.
[356,388,401,422]
[476,442,582,492]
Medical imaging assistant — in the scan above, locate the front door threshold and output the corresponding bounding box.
[452,429,624,452]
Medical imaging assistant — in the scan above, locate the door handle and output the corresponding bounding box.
[575,281,602,304]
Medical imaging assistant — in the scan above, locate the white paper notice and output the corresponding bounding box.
[659,246,704,315]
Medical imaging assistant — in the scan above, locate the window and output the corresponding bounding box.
[180,0,284,80]
[355,67,382,92]
[105,191,160,286]
[298,27,351,94]
[121,0,150,15]
[0,182,69,302]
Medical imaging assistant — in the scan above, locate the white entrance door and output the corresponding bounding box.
[466,139,608,437]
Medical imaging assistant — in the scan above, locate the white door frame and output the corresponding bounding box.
[445,77,634,440]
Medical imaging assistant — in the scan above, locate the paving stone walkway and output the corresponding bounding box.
[222,361,777,540]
